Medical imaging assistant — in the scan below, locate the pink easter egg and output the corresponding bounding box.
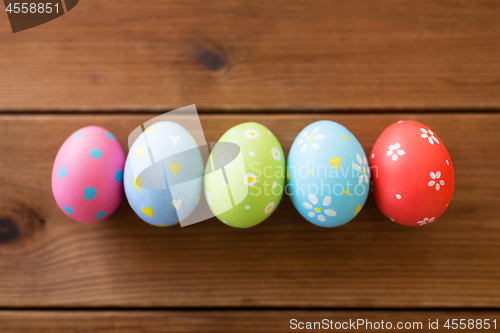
[52,126,125,223]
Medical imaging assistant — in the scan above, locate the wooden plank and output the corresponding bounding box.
[0,0,499,111]
[0,113,499,308]
[0,310,499,332]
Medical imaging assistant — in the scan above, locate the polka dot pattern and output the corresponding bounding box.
[95,211,106,219]
[52,126,125,223]
[114,170,123,182]
[90,148,102,159]
[83,186,97,200]
[105,131,116,140]
[58,166,67,179]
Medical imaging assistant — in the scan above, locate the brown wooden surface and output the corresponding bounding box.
[0,0,500,111]
[0,310,498,332]
[2,1,499,329]
[0,113,498,309]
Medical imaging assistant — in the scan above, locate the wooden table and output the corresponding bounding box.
[1,1,499,331]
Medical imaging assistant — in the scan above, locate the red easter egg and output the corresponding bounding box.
[369,120,454,226]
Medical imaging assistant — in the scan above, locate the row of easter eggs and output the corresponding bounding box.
[52,120,454,228]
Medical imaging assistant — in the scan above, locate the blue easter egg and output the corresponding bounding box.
[123,121,203,227]
[287,120,369,227]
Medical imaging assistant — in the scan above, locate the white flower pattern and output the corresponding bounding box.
[244,129,259,139]
[417,216,435,226]
[420,128,439,145]
[243,173,257,186]
[220,151,232,166]
[271,147,281,161]
[297,126,325,153]
[386,143,405,161]
[264,202,275,214]
[302,194,337,222]
[352,153,369,184]
[428,171,445,191]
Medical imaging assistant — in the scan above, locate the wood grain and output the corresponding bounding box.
[0,113,499,308]
[0,0,499,111]
[0,310,498,332]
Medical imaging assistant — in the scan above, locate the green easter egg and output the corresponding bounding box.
[204,122,285,228]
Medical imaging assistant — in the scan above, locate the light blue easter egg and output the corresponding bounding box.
[287,120,369,227]
[124,121,203,227]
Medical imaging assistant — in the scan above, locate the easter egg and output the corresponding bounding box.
[369,120,454,226]
[124,121,203,227]
[52,126,125,223]
[204,122,285,228]
[287,120,369,227]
